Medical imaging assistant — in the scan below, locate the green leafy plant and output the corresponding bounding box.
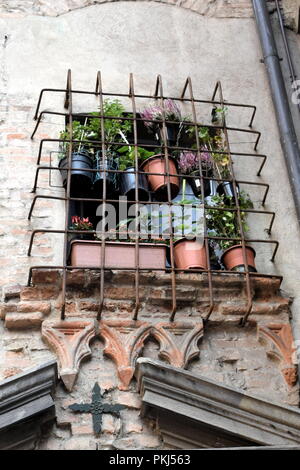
[117,145,156,170]
[88,100,132,152]
[58,99,132,160]
[58,120,89,159]
[206,192,253,251]
[95,216,166,244]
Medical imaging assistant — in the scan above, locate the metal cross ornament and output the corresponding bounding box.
[68,382,126,434]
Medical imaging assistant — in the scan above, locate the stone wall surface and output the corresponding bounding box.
[0,0,254,18]
[1,0,300,450]
[282,0,300,31]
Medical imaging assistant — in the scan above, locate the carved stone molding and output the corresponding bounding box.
[0,361,58,450]
[136,358,300,448]
[99,320,203,390]
[151,321,204,368]
[42,320,96,391]
[258,323,298,387]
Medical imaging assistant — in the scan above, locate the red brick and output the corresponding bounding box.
[32,269,60,285]
[17,301,51,315]
[5,312,43,329]
[7,133,27,139]
[78,301,99,311]
[20,286,58,301]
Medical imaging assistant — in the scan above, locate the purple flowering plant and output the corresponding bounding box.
[141,99,187,129]
[177,149,213,176]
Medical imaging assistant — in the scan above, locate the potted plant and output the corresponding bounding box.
[171,179,207,270]
[177,150,213,199]
[117,145,155,201]
[58,119,94,195]
[141,99,190,147]
[206,193,256,272]
[70,218,167,270]
[87,99,132,198]
[67,216,94,264]
[69,216,94,240]
[140,153,180,201]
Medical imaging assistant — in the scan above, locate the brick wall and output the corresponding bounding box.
[0,269,298,449]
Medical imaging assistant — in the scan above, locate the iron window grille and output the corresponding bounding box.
[27,70,280,326]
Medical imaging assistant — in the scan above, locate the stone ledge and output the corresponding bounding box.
[0,361,58,450]
[1,269,290,326]
[136,358,300,448]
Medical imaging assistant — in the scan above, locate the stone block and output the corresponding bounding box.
[17,301,51,315]
[5,312,43,329]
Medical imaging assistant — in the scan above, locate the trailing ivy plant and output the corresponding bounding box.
[206,192,253,251]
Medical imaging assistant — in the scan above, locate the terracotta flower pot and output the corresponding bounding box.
[173,238,207,270]
[140,154,180,201]
[70,240,167,270]
[221,244,256,272]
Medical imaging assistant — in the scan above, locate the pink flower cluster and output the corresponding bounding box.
[70,216,93,230]
[178,150,212,174]
[141,99,182,128]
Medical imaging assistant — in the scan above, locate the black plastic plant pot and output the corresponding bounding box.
[93,152,118,198]
[217,181,239,199]
[59,150,93,196]
[158,123,182,146]
[119,167,150,202]
[189,168,214,198]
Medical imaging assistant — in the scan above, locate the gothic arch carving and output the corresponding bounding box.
[42,320,97,391]
[99,319,204,390]
[258,323,298,387]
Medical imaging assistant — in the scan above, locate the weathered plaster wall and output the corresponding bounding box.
[1,0,300,450]
[0,0,254,18]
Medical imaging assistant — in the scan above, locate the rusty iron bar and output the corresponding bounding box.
[156,75,177,322]
[96,71,107,321]
[61,69,72,319]
[31,109,261,151]
[27,228,279,263]
[36,138,267,180]
[33,84,258,126]
[31,160,269,201]
[187,76,215,323]
[129,73,141,321]
[217,81,254,326]
[182,78,257,128]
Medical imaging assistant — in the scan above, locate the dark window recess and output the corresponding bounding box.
[27,70,280,326]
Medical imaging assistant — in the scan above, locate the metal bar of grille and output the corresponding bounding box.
[61,69,72,319]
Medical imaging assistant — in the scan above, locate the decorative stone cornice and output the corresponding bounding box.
[99,320,204,390]
[136,358,300,448]
[42,320,96,391]
[0,361,58,450]
[258,323,298,387]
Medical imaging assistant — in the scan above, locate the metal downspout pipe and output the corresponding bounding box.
[252,0,300,225]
